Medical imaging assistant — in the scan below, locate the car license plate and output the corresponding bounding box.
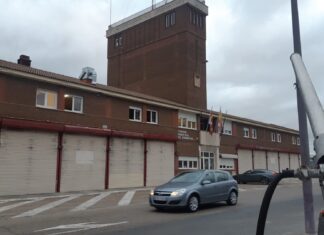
[154,196,166,201]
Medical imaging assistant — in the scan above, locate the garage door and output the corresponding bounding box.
[279,153,289,172]
[146,141,174,186]
[60,134,106,192]
[290,154,300,169]
[109,138,144,188]
[267,151,279,172]
[0,129,57,195]
[254,150,267,169]
[238,149,253,173]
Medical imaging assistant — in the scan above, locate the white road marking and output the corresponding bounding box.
[71,192,111,212]
[34,221,128,235]
[118,190,136,206]
[13,195,81,218]
[0,198,43,213]
[238,188,247,192]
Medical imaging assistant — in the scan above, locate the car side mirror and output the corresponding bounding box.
[202,180,211,185]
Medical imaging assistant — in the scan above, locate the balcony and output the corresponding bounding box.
[200,131,220,146]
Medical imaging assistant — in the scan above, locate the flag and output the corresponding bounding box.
[217,109,223,133]
[208,111,214,134]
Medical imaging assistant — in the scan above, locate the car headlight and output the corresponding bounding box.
[170,189,186,197]
[150,189,154,196]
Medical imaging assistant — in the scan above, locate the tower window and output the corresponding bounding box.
[190,8,204,28]
[165,12,176,28]
[114,34,122,47]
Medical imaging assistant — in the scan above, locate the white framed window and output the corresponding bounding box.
[165,12,176,28]
[147,110,158,124]
[200,151,214,170]
[223,120,232,135]
[129,106,142,122]
[64,94,83,113]
[243,127,249,138]
[271,132,276,142]
[178,112,197,130]
[252,128,257,139]
[292,136,297,145]
[178,156,198,169]
[297,137,300,146]
[36,89,57,109]
[114,34,122,47]
[277,133,282,143]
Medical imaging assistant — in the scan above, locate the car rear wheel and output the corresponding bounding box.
[226,190,238,206]
[187,195,199,212]
[260,177,269,185]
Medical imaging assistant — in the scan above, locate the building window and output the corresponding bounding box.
[297,137,300,146]
[292,136,297,145]
[114,34,122,47]
[147,110,158,124]
[271,132,276,142]
[252,128,257,139]
[190,8,204,28]
[223,120,232,135]
[243,127,249,138]
[64,94,83,113]
[200,151,214,170]
[129,106,142,122]
[165,12,176,28]
[36,89,57,109]
[178,112,197,130]
[178,157,198,169]
[277,133,282,143]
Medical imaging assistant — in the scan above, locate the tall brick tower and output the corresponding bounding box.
[106,0,208,110]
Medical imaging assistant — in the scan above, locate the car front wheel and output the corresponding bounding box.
[226,191,238,206]
[187,195,199,212]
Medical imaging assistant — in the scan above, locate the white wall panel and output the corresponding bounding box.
[279,153,290,172]
[238,149,253,173]
[267,151,279,172]
[60,134,106,192]
[109,138,144,188]
[290,154,300,170]
[146,141,174,186]
[0,129,57,195]
[254,150,267,169]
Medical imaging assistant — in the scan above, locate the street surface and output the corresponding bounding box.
[0,179,321,235]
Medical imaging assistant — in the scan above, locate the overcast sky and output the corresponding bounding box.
[1,0,324,134]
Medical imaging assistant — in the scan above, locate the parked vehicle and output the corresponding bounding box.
[233,169,278,184]
[149,170,238,212]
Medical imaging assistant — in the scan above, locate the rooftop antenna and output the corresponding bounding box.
[152,0,156,10]
[109,0,112,26]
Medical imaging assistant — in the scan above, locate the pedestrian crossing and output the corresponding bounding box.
[0,186,271,220]
[0,189,150,219]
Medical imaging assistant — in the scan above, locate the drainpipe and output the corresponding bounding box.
[56,132,63,193]
[144,139,147,187]
[105,136,110,190]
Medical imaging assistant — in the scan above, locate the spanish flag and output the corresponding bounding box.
[217,109,223,133]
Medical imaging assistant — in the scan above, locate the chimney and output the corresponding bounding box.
[17,55,31,67]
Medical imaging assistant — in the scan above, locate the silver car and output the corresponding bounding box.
[149,170,238,212]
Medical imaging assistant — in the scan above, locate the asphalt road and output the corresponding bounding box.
[0,180,322,235]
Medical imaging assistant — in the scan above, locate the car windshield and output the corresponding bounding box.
[170,171,204,183]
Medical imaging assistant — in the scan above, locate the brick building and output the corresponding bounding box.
[0,0,300,196]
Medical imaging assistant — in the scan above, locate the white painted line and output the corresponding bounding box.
[34,221,128,235]
[13,194,81,218]
[71,192,111,212]
[0,198,43,213]
[238,188,247,192]
[118,191,136,206]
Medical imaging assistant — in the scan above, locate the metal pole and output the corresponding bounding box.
[291,1,316,234]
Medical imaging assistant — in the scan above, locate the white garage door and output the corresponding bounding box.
[146,141,174,186]
[254,151,267,169]
[279,153,290,172]
[290,154,300,169]
[238,149,253,173]
[60,134,106,192]
[0,129,57,195]
[109,138,144,188]
[267,151,279,172]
